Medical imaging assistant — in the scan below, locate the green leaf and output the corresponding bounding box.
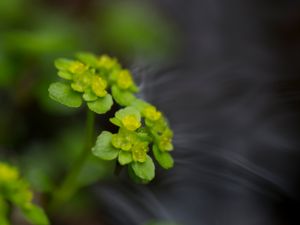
[153,145,174,169]
[129,83,139,93]
[92,131,119,160]
[127,164,150,184]
[76,52,98,67]
[131,155,155,181]
[48,82,82,108]
[112,85,136,106]
[87,94,113,114]
[21,204,49,225]
[131,99,149,112]
[115,106,141,121]
[54,58,72,71]
[83,88,97,101]
[145,118,154,127]
[110,117,122,126]
[137,132,153,142]
[118,151,132,165]
[57,70,72,80]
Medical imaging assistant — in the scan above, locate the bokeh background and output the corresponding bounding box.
[1,0,300,225]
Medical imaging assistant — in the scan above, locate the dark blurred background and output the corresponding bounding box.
[1,0,300,225]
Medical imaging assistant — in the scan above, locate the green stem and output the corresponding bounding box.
[48,110,95,211]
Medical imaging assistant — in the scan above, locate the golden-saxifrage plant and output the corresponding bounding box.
[0,162,49,225]
[48,52,175,183]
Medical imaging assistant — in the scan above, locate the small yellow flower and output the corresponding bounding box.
[0,163,19,183]
[117,70,134,90]
[158,129,174,151]
[111,133,133,151]
[68,61,87,74]
[98,55,118,70]
[132,142,148,163]
[159,137,173,151]
[91,76,107,97]
[71,73,92,92]
[121,115,141,131]
[143,106,162,121]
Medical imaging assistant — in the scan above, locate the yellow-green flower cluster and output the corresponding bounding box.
[49,53,139,114]
[0,162,49,225]
[109,107,149,163]
[111,129,149,163]
[131,141,149,162]
[140,103,174,152]
[49,52,174,183]
[93,102,174,183]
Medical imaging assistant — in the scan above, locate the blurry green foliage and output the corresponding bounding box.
[0,52,14,87]
[96,1,178,60]
[4,29,76,55]
[20,125,113,193]
[0,162,49,225]
[0,0,24,23]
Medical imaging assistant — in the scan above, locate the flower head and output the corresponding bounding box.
[71,72,92,92]
[132,141,149,163]
[98,55,119,70]
[143,106,162,121]
[51,52,175,183]
[68,61,87,74]
[114,107,142,131]
[91,75,107,97]
[111,129,135,151]
[116,70,134,90]
[158,129,174,151]
[51,54,114,114]
[121,115,141,131]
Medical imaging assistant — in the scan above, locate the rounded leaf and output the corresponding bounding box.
[110,117,122,126]
[131,155,155,181]
[115,106,141,121]
[87,94,113,114]
[92,131,119,160]
[48,82,82,108]
[153,145,174,169]
[112,85,136,106]
[83,88,97,101]
[54,58,72,71]
[57,70,72,80]
[131,99,149,112]
[118,151,132,165]
[128,165,150,184]
[76,52,98,67]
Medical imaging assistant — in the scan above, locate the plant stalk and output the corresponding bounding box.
[48,110,95,211]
